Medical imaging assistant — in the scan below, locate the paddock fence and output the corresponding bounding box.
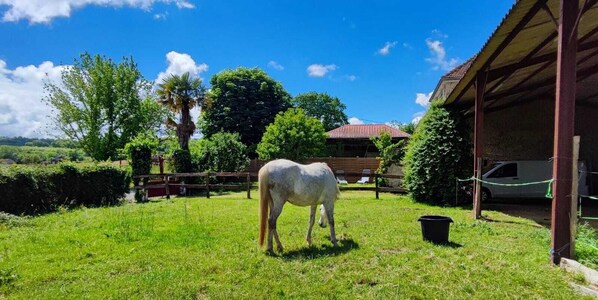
[133,171,406,200]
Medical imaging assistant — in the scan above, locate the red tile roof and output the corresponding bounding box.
[326,124,410,139]
[442,55,476,80]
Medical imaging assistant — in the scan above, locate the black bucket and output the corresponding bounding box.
[417,215,453,244]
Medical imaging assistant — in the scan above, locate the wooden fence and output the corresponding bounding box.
[134,171,405,200]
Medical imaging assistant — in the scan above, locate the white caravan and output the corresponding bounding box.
[479,160,588,200]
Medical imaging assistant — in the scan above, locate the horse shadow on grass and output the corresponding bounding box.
[276,239,360,260]
[426,240,463,248]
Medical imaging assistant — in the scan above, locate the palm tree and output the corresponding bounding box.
[157,72,204,150]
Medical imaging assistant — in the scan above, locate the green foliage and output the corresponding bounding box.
[0,163,130,215]
[125,133,158,202]
[0,145,87,164]
[199,67,291,155]
[157,72,204,151]
[370,131,406,185]
[257,108,327,161]
[292,92,348,131]
[576,222,598,269]
[45,52,165,161]
[0,136,78,148]
[399,122,416,135]
[190,132,249,172]
[0,191,583,299]
[170,149,194,173]
[402,102,471,204]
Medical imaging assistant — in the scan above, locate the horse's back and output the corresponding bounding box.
[260,159,337,206]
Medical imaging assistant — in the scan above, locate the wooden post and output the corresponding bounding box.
[246,173,251,199]
[570,136,580,259]
[551,0,578,265]
[473,157,482,219]
[375,174,379,199]
[206,173,210,199]
[165,175,170,200]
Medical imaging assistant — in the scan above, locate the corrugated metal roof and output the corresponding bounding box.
[326,124,410,139]
[444,0,598,110]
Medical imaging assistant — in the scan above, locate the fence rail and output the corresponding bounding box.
[133,172,405,201]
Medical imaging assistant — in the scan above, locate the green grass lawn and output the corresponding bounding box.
[0,191,589,299]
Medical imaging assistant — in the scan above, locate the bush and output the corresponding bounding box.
[256,108,327,161]
[191,132,249,172]
[370,131,406,186]
[125,134,158,202]
[402,102,471,205]
[0,163,130,215]
[171,149,194,173]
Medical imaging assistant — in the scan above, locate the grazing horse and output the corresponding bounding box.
[258,159,340,253]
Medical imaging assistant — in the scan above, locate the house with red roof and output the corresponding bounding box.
[325,124,410,157]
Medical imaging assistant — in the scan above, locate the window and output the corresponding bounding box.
[488,163,517,178]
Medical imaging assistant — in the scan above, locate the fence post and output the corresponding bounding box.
[246,173,251,199]
[375,174,379,199]
[165,175,170,200]
[473,157,482,219]
[206,173,210,199]
[570,136,580,259]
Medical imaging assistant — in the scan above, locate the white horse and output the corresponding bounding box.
[258,159,340,253]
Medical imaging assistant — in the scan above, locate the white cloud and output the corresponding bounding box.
[155,51,208,85]
[153,12,168,20]
[403,42,412,49]
[346,75,357,81]
[425,38,459,71]
[431,29,448,39]
[377,41,398,56]
[0,0,194,24]
[0,59,67,137]
[415,92,432,107]
[348,117,364,125]
[267,60,284,71]
[307,64,337,77]
[412,112,425,124]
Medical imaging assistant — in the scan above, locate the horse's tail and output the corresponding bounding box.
[258,167,270,248]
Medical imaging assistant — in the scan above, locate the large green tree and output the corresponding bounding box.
[199,67,291,155]
[257,108,327,161]
[157,72,204,151]
[292,92,348,131]
[45,53,164,161]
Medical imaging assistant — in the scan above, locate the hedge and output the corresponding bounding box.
[0,163,131,215]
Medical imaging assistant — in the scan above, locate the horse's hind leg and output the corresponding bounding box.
[268,198,285,253]
[306,205,316,246]
[323,201,339,247]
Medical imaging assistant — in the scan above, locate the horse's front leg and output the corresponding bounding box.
[306,205,316,246]
[269,200,285,253]
[324,202,339,247]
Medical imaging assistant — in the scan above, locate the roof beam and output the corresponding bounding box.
[487,38,598,82]
[451,0,548,103]
[486,64,596,101]
[486,31,558,93]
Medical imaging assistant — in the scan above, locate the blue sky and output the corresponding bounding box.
[0,0,514,138]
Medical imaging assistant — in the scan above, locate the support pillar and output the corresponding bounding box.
[473,71,487,219]
[551,0,578,265]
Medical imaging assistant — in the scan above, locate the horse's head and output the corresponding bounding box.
[318,204,328,228]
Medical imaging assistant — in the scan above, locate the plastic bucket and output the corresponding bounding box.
[417,215,454,244]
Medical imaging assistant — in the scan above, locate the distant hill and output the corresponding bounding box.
[0,136,78,148]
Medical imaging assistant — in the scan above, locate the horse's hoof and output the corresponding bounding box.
[277,246,284,253]
[306,238,312,246]
[332,241,339,247]
[266,248,275,256]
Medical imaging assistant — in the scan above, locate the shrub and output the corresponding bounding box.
[256,108,327,161]
[0,163,130,215]
[402,102,471,205]
[370,131,406,186]
[191,132,249,172]
[125,133,158,202]
[171,149,194,174]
